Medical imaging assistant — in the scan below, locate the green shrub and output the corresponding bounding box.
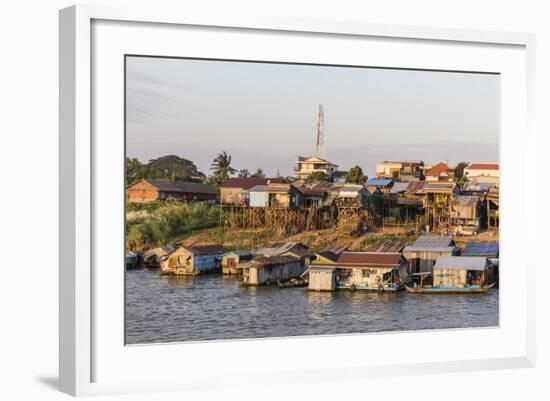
[125,203,220,249]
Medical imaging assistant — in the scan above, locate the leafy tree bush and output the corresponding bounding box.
[345,165,366,184]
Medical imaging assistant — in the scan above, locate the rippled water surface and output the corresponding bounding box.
[125,268,499,344]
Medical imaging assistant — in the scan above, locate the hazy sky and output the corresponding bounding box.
[126,56,499,178]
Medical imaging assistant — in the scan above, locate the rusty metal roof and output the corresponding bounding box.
[220,177,284,189]
[142,179,216,194]
[335,252,402,266]
[179,244,228,255]
[363,239,407,253]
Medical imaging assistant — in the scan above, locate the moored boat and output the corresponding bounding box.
[405,283,495,294]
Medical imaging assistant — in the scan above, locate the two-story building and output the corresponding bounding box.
[294,156,338,180]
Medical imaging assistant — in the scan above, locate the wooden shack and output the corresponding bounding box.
[248,183,298,208]
[365,178,394,194]
[160,244,228,275]
[126,179,216,203]
[450,195,482,235]
[422,182,460,231]
[402,235,457,274]
[307,266,338,291]
[254,241,314,266]
[219,177,284,206]
[221,250,253,274]
[240,255,304,285]
[143,243,176,268]
[433,256,488,288]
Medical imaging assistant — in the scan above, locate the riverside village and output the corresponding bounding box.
[125,106,499,295]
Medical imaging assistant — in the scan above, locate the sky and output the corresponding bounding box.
[126,56,499,178]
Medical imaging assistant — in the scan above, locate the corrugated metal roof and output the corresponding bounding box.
[335,252,402,266]
[403,235,455,253]
[363,239,407,253]
[180,244,228,255]
[220,177,284,189]
[434,256,487,271]
[389,181,409,193]
[143,179,216,194]
[255,242,311,258]
[462,241,499,257]
[366,178,393,186]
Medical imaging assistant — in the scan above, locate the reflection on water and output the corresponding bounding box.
[125,268,499,344]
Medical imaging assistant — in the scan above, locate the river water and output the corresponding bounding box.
[125,268,499,344]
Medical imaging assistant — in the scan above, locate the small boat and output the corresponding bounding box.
[404,283,495,294]
[277,278,308,288]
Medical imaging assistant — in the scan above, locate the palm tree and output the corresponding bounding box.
[210,151,237,181]
[238,169,250,178]
[250,168,265,178]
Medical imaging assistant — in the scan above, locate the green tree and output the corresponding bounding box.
[454,161,469,182]
[125,157,144,184]
[250,168,266,178]
[209,151,236,187]
[305,171,328,183]
[345,165,366,184]
[238,169,250,178]
[146,155,205,181]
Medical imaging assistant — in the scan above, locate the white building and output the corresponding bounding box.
[464,163,499,181]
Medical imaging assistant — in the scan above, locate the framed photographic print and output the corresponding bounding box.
[59,4,536,397]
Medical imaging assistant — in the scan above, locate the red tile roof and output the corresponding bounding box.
[467,163,499,170]
[425,162,449,176]
[220,177,284,190]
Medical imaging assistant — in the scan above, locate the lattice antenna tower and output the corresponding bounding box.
[315,104,325,158]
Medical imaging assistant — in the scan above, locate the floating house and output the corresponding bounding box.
[402,235,457,274]
[221,250,253,274]
[160,244,228,275]
[240,255,304,285]
[143,243,176,268]
[462,241,499,284]
[308,251,410,291]
[248,183,298,208]
[450,195,483,235]
[432,256,488,288]
[219,177,284,206]
[254,241,314,266]
[294,156,338,180]
[125,251,139,269]
[315,245,348,264]
[126,179,217,203]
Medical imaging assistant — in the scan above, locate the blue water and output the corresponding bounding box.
[125,268,499,344]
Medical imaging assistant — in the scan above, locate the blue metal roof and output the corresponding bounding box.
[462,241,499,257]
[366,178,393,186]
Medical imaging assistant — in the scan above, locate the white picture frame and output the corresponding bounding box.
[59,4,536,397]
